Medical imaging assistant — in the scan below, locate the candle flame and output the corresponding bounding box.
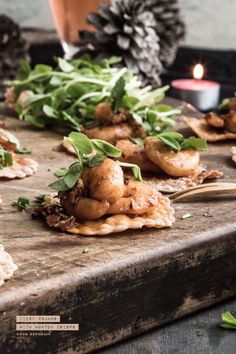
[193,64,204,80]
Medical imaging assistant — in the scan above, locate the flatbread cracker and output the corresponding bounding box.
[232,147,236,164]
[144,165,222,193]
[67,198,175,235]
[0,155,38,179]
[0,127,38,179]
[0,245,18,286]
[184,116,236,142]
[39,194,175,236]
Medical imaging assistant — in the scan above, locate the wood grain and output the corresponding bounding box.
[0,103,236,354]
[96,298,236,354]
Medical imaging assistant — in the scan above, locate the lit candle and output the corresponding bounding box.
[171,64,220,111]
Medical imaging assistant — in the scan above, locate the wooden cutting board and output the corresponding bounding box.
[0,102,236,354]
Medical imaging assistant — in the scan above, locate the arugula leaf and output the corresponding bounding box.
[130,137,144,148]
[122,95,139,110]
[67,132,93,155]
[158,136,181,151]
[117,162,142,181]
[63,162,83,188]
[24,114,45,128]
[18,60,31,80]
[91,140,122,157]
[35,64,53,73]
[48,178,69,192]
[0,147,13,169]
[35,194,47,203]
[12,197,32,211]
[86,153,106,167]
[54,167,68,177]
[5,152,12,165]
[111,77,126,112]
[66,84,85,98]
[43,105,59,119]
[101,56,122,68]
[181,137,208,151]
[49,76,62,87]
[50,162,83,192]
[157,132,207,151]
[132,112,143,125]
[58,58,74,72]
[158,131,183,141]
[220,311,236,330]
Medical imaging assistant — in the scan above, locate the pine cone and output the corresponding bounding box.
[0,15,29,82]
[79,0,185,86]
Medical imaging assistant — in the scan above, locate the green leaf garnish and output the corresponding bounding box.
[158,131,183,140]
[43,104,59,119]
[54,167,68,177]
[220,311,236,330]
[12,197,32,211]
[157,132,207,151]
[35,64,53,74]
[63,162,83,188]
[35,194,47,203]
[16,147,32,154]
[117,162,142,182]
[66,132,93,155]
[91,139,122,157]
[111,76,126,112]
[48,177,70,192]
[58,58,74,72]
[101,56,122,68]
[87,153,106,167]
[181,213,192,219]
[50,162,82,191]
[49,133,140,192]
[158,135,181,151]
[0,147,13,169]
[181,137,208,151]
[130,137,144,148]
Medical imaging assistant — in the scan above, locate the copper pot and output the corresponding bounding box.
[49,0,109,45]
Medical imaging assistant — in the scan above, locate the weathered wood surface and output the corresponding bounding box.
[0,103,236,354]
[96,297,236,354]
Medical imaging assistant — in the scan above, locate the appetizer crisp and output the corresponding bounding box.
[0,127,38,179]
[184,95,236,142]
[116,133,222,193]
[232,147,236,164]
[0,244,17,286]
[5,57,180,143]
[36,133,175,235]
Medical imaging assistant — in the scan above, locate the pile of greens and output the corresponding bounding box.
[50,132,142,193]
[6,56,180,133]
